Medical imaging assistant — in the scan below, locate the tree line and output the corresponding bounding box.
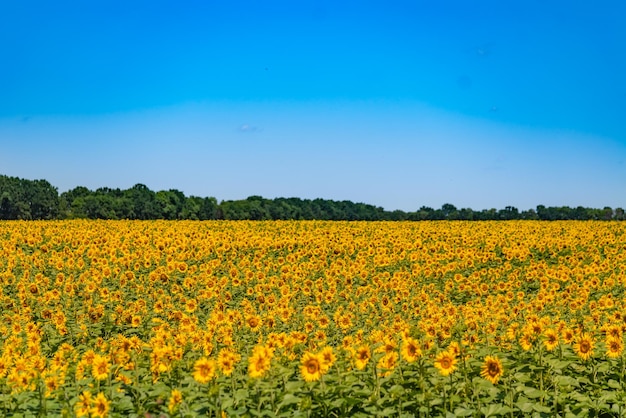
[1,174,624,221]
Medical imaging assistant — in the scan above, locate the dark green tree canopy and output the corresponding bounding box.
[0,174,623,221]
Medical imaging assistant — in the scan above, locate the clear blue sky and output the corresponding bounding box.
[1,0,625,211]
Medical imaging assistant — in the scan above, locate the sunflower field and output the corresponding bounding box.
[1,220,626,417]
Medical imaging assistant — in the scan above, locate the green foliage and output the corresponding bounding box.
[1,173,624,221]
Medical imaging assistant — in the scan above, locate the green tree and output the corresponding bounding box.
[125,184,158,219]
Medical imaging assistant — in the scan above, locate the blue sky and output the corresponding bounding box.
[1,0,625,211]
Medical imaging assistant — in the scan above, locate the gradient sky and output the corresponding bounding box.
[1,0,625,211]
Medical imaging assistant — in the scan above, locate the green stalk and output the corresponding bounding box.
[419,358,426,417]
[619,354,624,417]
[553,375,558,417]
[538,343,544,406]
[449,373,454,412]
[508,376,514,418]
[442,379,447,415]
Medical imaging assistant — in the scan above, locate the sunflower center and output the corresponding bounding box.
[488,363,499,375]
[307,362,318,374]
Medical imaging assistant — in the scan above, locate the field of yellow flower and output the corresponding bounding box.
[1,220,625,417]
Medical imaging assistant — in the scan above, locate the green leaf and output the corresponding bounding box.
[284,381,304,392]
[376,407,397,416]
[522,387,544,399]
[234,389,249,403]
[554,375,579,387]
[533,404,552,413]
[401,400,416,408]
[330,398,345,409]
[278,394,301,408]
[545,358,570,370]
[430,397,443,406]
[607,379,621,389]
[596,362,610,373]
[453,406,476,416]
[221,398,234,410]
[388,384,405,398]
[515,400,534,413]
[480,403,507,417]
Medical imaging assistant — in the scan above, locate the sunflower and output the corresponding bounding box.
[573,334,594,361]
[447,341,461,357]
[378,336,397,355]
[218,349,240,376]
[193,358,216,383]
[377,352,399,377]
[542,329,559,351]
[604,324,623,340]
[246,315,262,332]
[605,337,623,359]
[318,346,336,372]
[75,390,92,417]
[519,334,534,351]
[300,352,323,382]
[91,355,110,381]
[400,337,422,363]
[43,373,61,398]
[434,349,457,376]
[562,328,575,345]
[480,355,503,384]
[318,315,330,328]
[90,392,110,418]
[0,356,9,379]
[131,315,141,328]
[248,345,273,378]
[168,389,183,414]
[354,345,371,370]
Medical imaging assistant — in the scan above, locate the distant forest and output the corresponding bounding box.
[0,174,623,221]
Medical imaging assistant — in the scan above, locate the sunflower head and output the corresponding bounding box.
[89,392,110,418]
[91,355,110,381]
[354,345,371,370]
[574,334,595,361]
[318,346,336,372]
[434,349,457,376]
[193,358,216,383]
[168,389,183,414]
[247,345,273,378]
[543,329,559,351]
[401,337,422,363]
[300,352,323,382]
[606,337,623,359]
[480,355,503,384]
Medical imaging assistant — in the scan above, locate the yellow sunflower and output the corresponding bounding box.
[91,355,110,381]
[401,337,422,363]
[218,349,240,376]
[300,352,323,382]
[168,389,183,414]
[318,346,336,372]
[377,352,399,377]
[605,337,623,359]
[248,345,273,378]
[90,392,110,418]
[354,345,371,370]
[480,355,503,384]
[542,329,559,351]
[75,390,92,417]
[573,334,594,361]
[519,333,534,351]
[434,349,457,377]
[193,358,216,383]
